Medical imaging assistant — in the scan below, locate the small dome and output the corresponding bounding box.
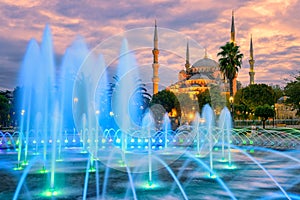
[277,96,289,103]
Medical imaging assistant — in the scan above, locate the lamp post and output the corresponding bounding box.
[271,105,275,128]
[229,96,234,121]
[274,107,277,127]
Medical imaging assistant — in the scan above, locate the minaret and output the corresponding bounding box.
[152,20,160,94]
[185,40,190,71]
[249,35,255,85]
[231,10,238,95]
[230,10,235,44]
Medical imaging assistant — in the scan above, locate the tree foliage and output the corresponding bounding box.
[150,90,181,116]
[234,103,251,120]
[234,84,276,114]
[0,91,11,126]
[197,89,211,113]
[105,75,151,128]
[209,84,226,114]
[254,104,274,129]
[217,42,244,96]
[196,84,226,114]
[284,73,300,116]
[177,93,198,113]
[272,85,284,102]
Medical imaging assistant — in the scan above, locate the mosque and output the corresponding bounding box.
[151,12,256,122]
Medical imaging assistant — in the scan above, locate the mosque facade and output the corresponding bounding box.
[151,12,256,122]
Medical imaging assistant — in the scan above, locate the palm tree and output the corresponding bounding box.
[217,42,243,97]
[106,75,151,126]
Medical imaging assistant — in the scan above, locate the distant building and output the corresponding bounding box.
[151,12,255,123]
[166,47,224,123]
[167,48,222,101]
[275,96,297,119]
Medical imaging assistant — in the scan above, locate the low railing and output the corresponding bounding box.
[234,119,300,128]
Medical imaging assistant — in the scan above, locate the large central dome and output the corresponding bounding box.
[192,57,219,72]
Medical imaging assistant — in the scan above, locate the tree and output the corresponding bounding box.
[234,103,251,120]
[217,42,244,97]
[150,90,181,129]
[10,87,21,126]
[197,89,211,114]
[0,92,11,127]
[196,84,226,115]
[150,90,181,116]
[132,80,152,112]
[234,84,276,115]
[177,93,198,113]
[105,75,151,128]
[254,104,274,129]
[272,85,284,102]
[284,73,300,116]
[209,84,226,114]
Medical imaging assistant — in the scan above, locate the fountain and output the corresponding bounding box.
[0,25,299,200]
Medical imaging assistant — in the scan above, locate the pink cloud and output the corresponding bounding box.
[0,0,299,90]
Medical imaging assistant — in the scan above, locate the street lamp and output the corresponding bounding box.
[271,105,275,128]
[109,111,114,117]
[229,96,234,120]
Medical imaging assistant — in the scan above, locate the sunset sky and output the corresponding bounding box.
[0,0,299,91]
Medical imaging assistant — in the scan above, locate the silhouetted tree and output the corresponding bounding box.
[234,84,276,114]
[284,73,300,116]
[217,42,243,97]
[0,92,11,127]
[150,90,181,117]
[197,89,211,114]
[254,104,274,129]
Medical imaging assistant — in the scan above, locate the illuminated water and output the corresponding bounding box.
[0,25,299,199]
[0,141,299,199]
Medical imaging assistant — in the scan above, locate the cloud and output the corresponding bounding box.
[0,0,299,91]
[0,0,41,8]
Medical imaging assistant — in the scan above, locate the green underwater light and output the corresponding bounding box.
[13,166,23,171]
[80,150,88,154]
[120,163,127,167]
[195,153,205,158]
[224,164,237,169]
[142,181,159,189]
[42,188,60,197]
[38,166,49,174]
[38,168,49,174]
[207,173,217,179]
[21,160,28,166]
[89,167,96,172]
[219,158,228,162]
